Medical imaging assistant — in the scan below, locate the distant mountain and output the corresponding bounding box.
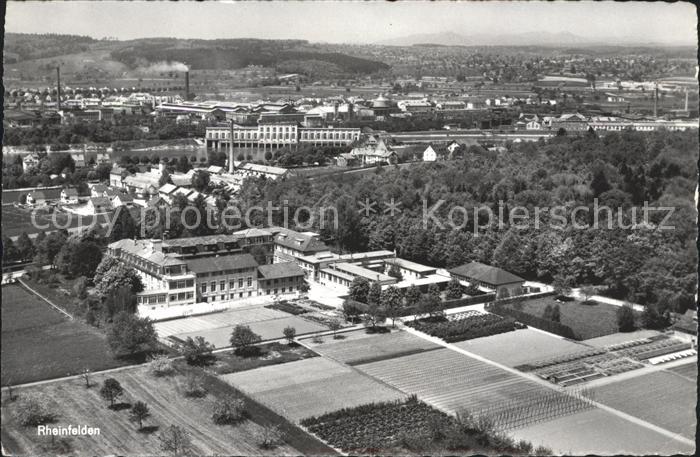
[376,31,678,47]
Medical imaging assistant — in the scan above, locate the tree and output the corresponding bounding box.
[109,206,137,242]
[107,312,158,357]
[230,325,262,355]
[182,373,207,398]
[55,238,103,279]
[299,280,310,295]
[81,368,92,388]
[342,299,365,323]
[427,283,442,303]
[617,305,636,332]
[417,294,443,319]
[552,274,573,298]
[328,318,342,338]
[445,278,463,300]
[15,232,35,261]
[283,326,296,345]
[191,170,210,192]
[13,394,56,426]
[249,245,268,265]
[254,425,284,449]
[381,286,403,327]
[129,401,150,430]
[367,281,382,306]
[148,354,175,377]
[641,305,670,330]
[579,285,596,304]
[590,169,611,197]
[158,169,172,187]
[158,425,191,455]
[543,304,554,320]
[348,277,370,303]
[94,258,144,297]
[2,236,19,263]
[212,396,245,424]
[387,263,403,280]
[404,285,422,312]
[179,336,215,366]
[100,378,124,408]
[364,302,386,329]
[551,304,561,323]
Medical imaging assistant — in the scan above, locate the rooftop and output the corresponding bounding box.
[449,262,524,286]
[186,253,258,274]
[258,262,305,279]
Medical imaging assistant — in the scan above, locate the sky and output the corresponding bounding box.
[4,1,698,45]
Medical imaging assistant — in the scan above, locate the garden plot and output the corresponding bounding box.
[583,329,664,347]
[305,329,441,365]
[174,315,327,348]
[589,370,696,439]
[154,306,288,338]
[220,357,406,422]
[404,310,516,343]
[667,361,697,381]
[509,408,695,455]
[356,348,592,431]
[453,328,586,367]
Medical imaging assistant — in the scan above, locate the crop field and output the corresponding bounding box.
[590,370,696,439]
[356,348,592,430]
[583,329,663,347]
[508,408,695,455]
[1,285,127,385]
[0,365,322,456]
[505,297,621,340]
[668,361,697,381]
[453,328,586,367]
[220,357,406,422]
[303,329,441,365]
[404,311,516,343]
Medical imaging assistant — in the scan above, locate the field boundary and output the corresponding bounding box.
[347,345,443,366]
[16,277,74,320]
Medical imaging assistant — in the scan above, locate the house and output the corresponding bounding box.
[422,144,449,162]
[158,183,178,203]
[90,184,109,198]
[207,165,224,175]
[95,153,110,165]
[87,196,113,214]
[26,191,46,206]
[112,193,134,208]
[336,153,359,167]
[170,170,195,187]
[110,165,126,187]
[350,138,397,165]
[60,187,79,204]
[449,261,525,298]
[22,153,41,172]
[605,92,626,103]
[70,153,86,168]
[446,140,464,157]
[257,262,305,296]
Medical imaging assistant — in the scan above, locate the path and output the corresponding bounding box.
[571,288,645,312]
[398,322,695,450]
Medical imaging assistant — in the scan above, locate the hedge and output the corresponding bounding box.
[485,302,577,340]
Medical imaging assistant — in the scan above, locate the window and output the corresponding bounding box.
[230,280,236,289]
[282,287,286,293]
[220,280,226,290]
[239,292,243,298]
[239,278,244,288]
[169,281,177,289]
[247,277,252,287]
[210,281,216,291]
[170,295,177,301]
[201,284,207,293]
[186,279,194,287]
[158,295,166,303]
[221,295,225,301]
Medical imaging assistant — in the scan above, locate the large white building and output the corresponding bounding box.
[205,124,361,150]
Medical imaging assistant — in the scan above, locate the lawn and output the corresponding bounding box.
[506,297,622,340]
[20,274,85,317]
[591,370,696,439]
[211,342,318,375]
[303,328,441,366]
[1,285,129,386]
[453,328,587,367]
[508,408,695,455]
[220,357,406,422]
[356,348,591,430]
[1,364,335,456]
[668,361,697,381]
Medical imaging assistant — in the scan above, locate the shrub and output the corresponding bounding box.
[212,396,245,424]
[148,354,175,377]
[230,325,262,356]
[283,326,296,344]
[14,394,56,426]
[179,336,215,366]
[182,373,207,398]
[99,378,124,408]
[617,305,636,332]
[405,312,516,343]
[253,424,284,449]
[158,425,191,454]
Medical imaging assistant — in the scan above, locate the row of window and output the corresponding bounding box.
[198,267,254,278]
[208,129,360,141]
[201,277,253,293]
[168,279,195,290]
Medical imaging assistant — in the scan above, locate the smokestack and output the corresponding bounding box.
[653,82,658,118]
[229,120,235,173]
[56,67,61,111]
[185,71,190,101]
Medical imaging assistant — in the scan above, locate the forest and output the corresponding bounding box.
[234,129,698,312]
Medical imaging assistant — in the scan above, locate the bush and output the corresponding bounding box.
[182,373,207,398]
[230,325,262,356]
[179,336,215,366]
[253,424,284,449]
[212,396,245,424]
[405,312,516,343]
[265,301,307,315]
[617,305,636,332]
[148,354,175,377]
[14,394,56,426]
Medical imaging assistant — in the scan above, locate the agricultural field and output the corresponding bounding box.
[1,364,334,456]
[302,328,440,365]
[667,361,697,381]
[504,297,622,340]
[454,328,587,367]
[154,305,329,348]
[1,285,128,385]
[583,329,665,347]
[404,310,516,343]
[508,408,695,455]
[220,357,406,422]
[590,370,696,439]
[356,348,592,430]
[211,342,318,375]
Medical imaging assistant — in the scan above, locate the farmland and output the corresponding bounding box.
[302,329,440,365]
[590,370,696,439]
[154,306,328,348]
[1,364,333,456]
[356,348,592,430]
[498,297,622,340]
[211,342,318,375]
[453,328,587,367]
[405,311,517,343]
[1,285,128,385]
[668,361,697,381]
[508,408,695,455]
[220,357,406,422]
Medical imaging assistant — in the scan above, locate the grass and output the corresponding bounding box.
[20,273,84,317]
[1,363,335,456]
[590,370,696,439]
[507,297,622,340]
[220,357,406,422]
[1,285,129,386]
[211,342,318,375]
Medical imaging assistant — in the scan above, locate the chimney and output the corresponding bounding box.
[185,71,190,101]
[229,120,235,173]
[56,67,61,111]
